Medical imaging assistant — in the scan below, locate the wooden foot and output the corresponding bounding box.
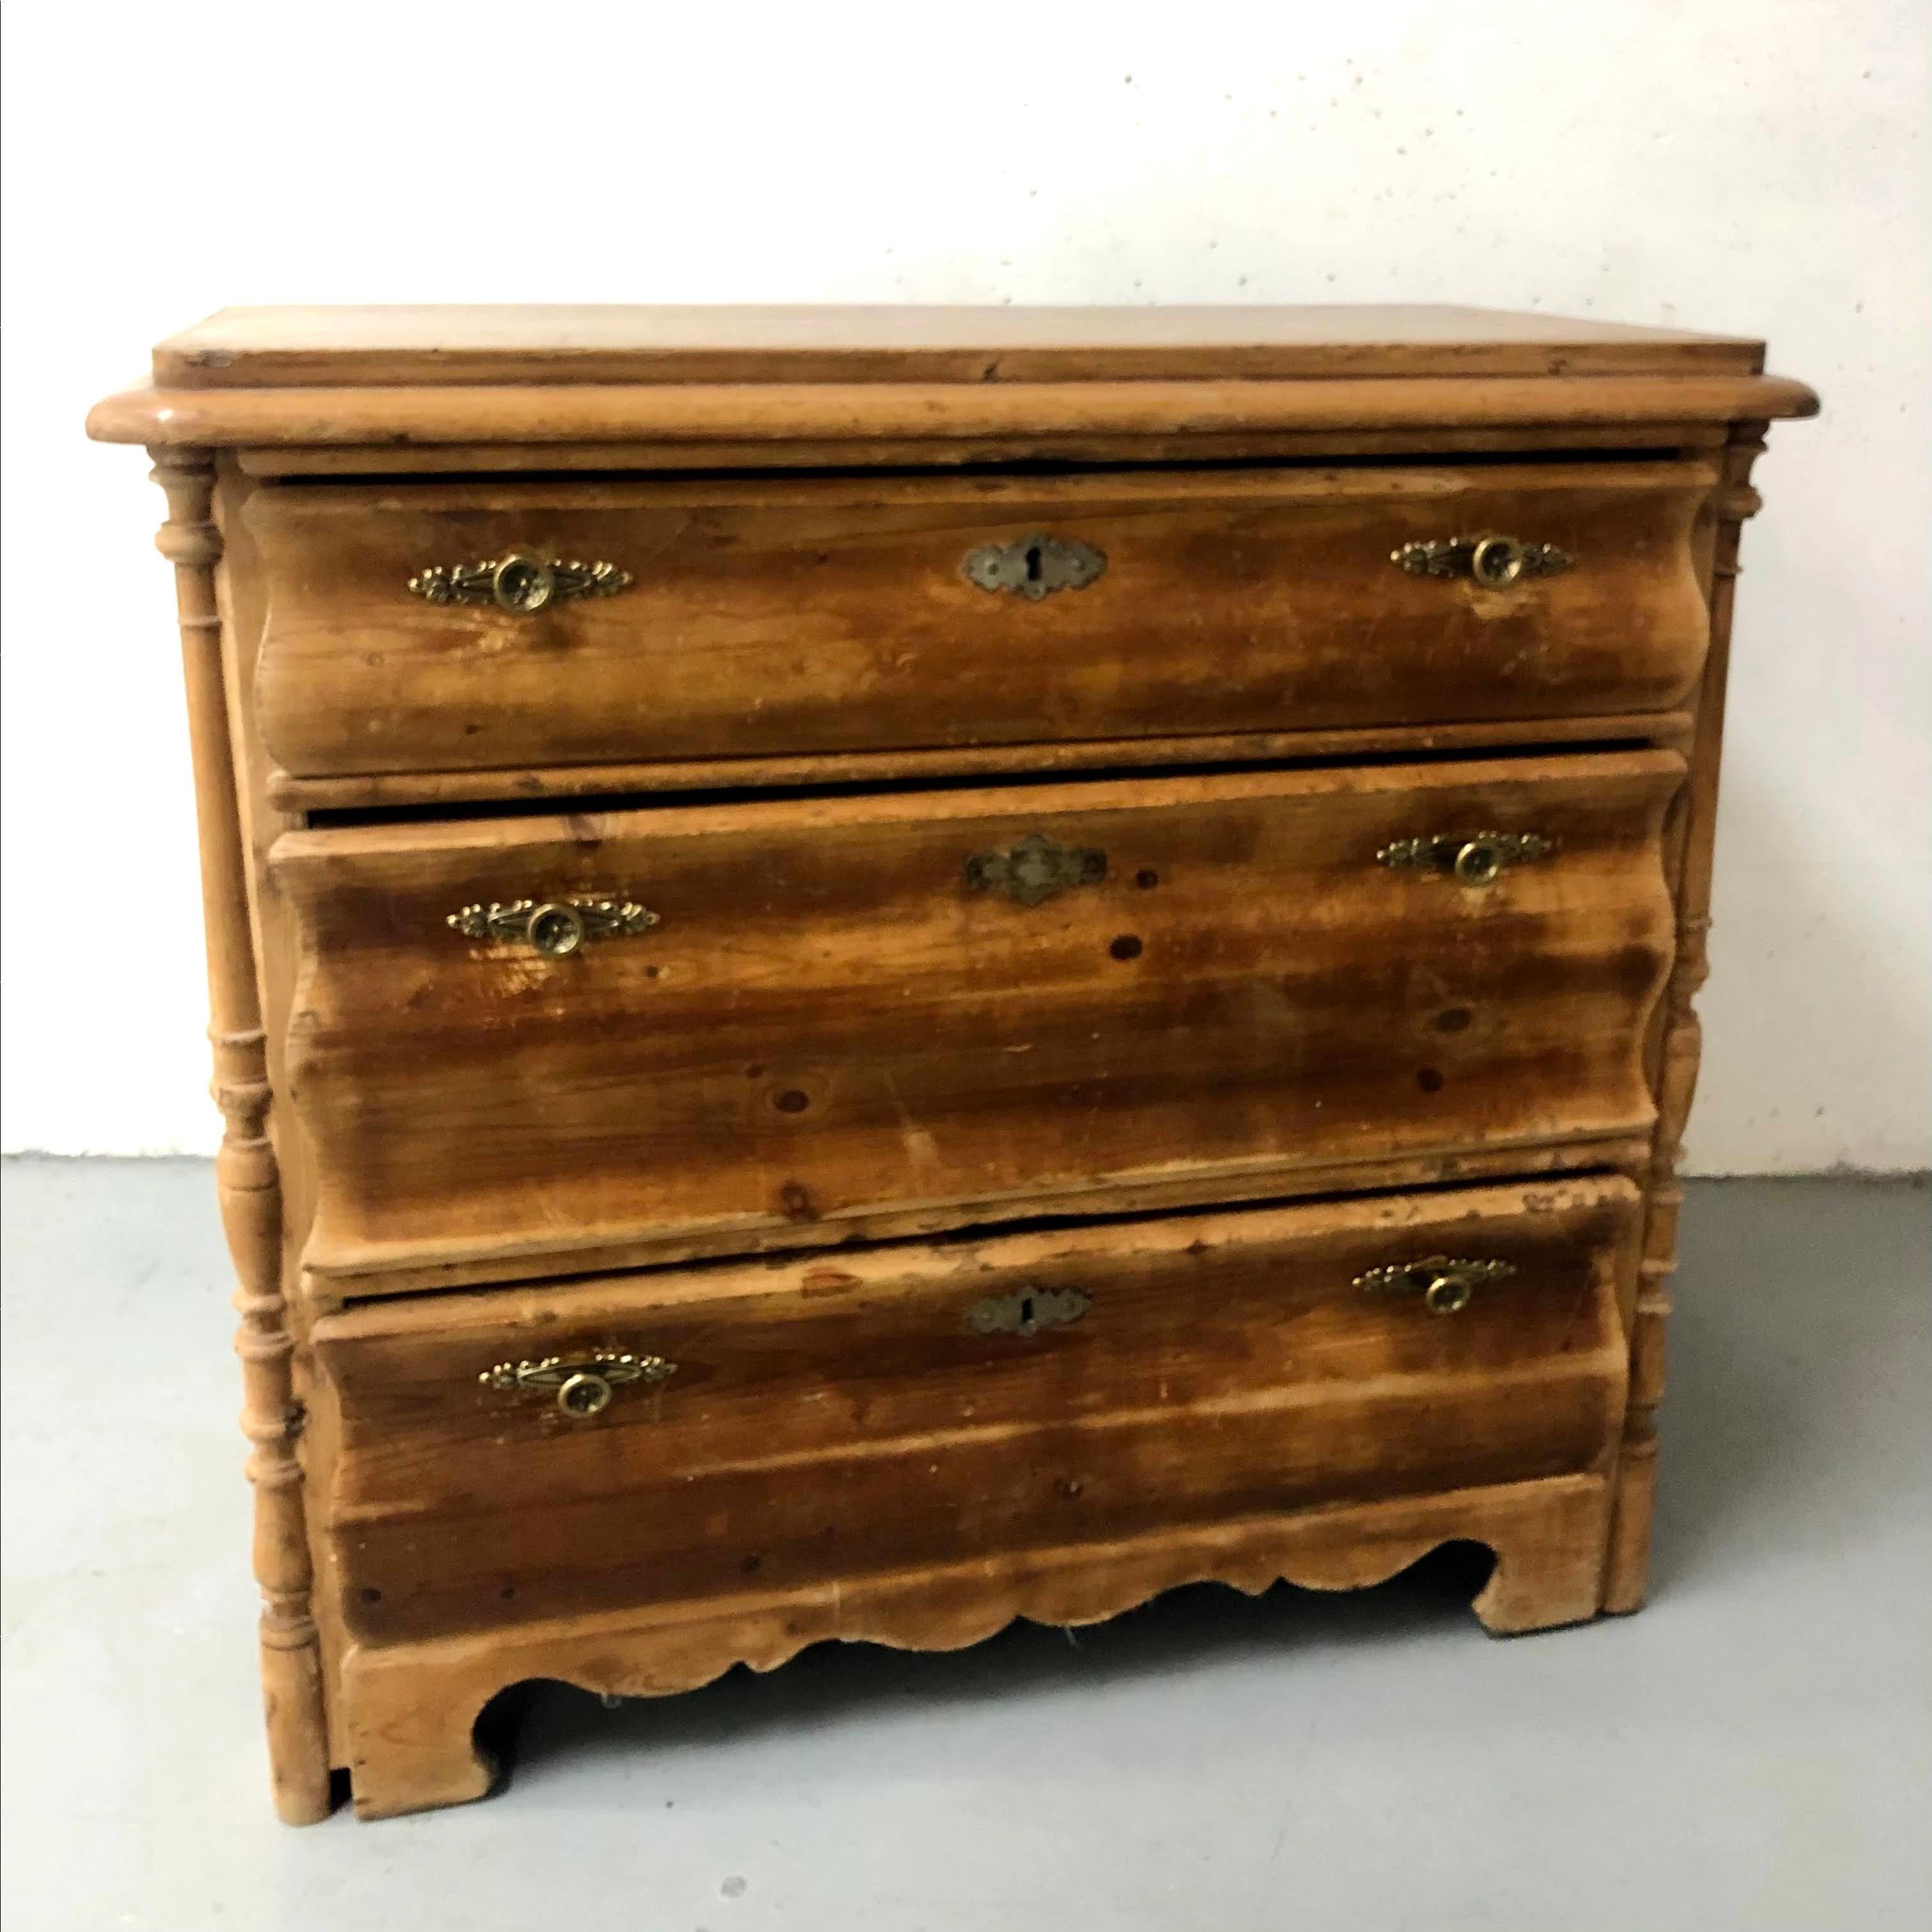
[1602,1426,1661,1614]
[342,1648,499,1821]
[263,1634,335,1824]
[1469,1477,1618,1634]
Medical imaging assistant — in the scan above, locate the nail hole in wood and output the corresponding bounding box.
[1109,935,1144,961]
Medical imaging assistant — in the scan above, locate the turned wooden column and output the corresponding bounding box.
[1604,421,1769,1613]
[148,449,332,1821]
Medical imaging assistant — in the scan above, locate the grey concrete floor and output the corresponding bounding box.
[2,1161,1926,1931]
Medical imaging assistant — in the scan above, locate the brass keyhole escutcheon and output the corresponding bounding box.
[1454,838,1504,886]
[490,553,557,613]
[524,902,588,957]
[962,533,1106,601]
[1468,534,1526,587]
[556,1371,614,1418]
[1424,1274,1475,1316]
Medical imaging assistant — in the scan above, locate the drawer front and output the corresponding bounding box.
[274,752,1680,1287]
[315,1176,1638,1646]
[249,462,1715,779]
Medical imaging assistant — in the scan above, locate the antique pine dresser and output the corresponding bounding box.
[88,307,1814,1821]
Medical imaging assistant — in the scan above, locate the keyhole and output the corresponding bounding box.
[1024,543,1044,584]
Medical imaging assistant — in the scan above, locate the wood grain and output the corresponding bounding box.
[150,302,1768,389]
[88,371,1819,451]
[273,752,1682,1290]
[249,463,1716,780]
[316,1176,1636,1647]
[337,1471,1620,1819]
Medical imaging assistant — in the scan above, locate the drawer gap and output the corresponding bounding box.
[261,443,1701,492]
[327,1161,1641,1313]
[304,736,1674,830]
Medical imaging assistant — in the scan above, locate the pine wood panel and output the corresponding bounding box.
[249,463,1715,779]
[314,1175,1637,1648]
[337,1472,1619,1818]
[148,302,1765,389]
[273,752,1681,1289]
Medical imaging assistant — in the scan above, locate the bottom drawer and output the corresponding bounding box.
[315,1175,1637,1646]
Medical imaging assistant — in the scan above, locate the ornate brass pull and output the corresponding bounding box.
[1392,533,1572,587]
[967,1284,1091,1337]
[1354,1256,1515,1317]
[963,533,1106,600]
[479,1351,676,1419]
[408,552,632,614]
[966,831,1108,908]
[1377,831,1556,886]
[447,897,660,958]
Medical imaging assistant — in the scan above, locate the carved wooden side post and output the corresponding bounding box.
[1604,421,1768,1613]
[149,449,333,1821]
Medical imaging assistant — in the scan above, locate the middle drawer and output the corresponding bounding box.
[275,750,1681,1292]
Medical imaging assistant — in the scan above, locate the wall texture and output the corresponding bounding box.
[3,0,1926,1169]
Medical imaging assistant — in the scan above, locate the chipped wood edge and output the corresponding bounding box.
[339,1474,1615,1820]
[1602,421,1770,1614]
[149,449,334,1823]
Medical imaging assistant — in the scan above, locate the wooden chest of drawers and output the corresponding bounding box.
[88,305,1814,1822]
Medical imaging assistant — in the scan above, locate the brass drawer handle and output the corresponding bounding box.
[967,1284,1091,1336]
[1377,831,1556,886]
[479,1351,676,1419]
[447,896,660,957]
[408,552,633,614]
[963,532,1106,600]
[1392,533,1572,587]
[966,831,1108,908]
[1354,1255,1516,1316]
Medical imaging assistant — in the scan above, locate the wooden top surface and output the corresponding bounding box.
[151,304,1766,389]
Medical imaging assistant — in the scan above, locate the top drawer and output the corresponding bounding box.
[247,461,1715,780]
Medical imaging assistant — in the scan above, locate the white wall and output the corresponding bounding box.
[3,0,1926,1170]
